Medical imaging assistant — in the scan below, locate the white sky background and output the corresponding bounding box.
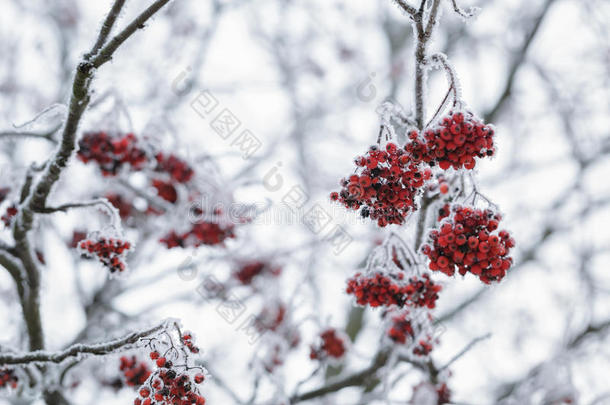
[0,0,609,404]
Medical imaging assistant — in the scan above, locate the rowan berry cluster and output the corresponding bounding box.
[421,205,515,284]
[309,328,347,360]
[161,220,235,249]
[106,193,134,219]
[154,153,194,184]
[411,381,451,405]
[79,237,132,273]
[346,271,441,309]
[436,383,452,405]
[233,261,282,285]
[0,369,18,390]
[386,310,434,356]
[331,143,431,226]
[255,303,286,332]
[78,132,147,176]
[136,351,206,405]
[152,179,178,204]
[120,356,152,387]
[181,333,200,354]
[406,111,495,170]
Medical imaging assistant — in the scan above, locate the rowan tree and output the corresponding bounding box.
[0,0,609,404]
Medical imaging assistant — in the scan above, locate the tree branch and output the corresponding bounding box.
[84,0,127,59]
[484,0,556,122]
[0,323,165,366]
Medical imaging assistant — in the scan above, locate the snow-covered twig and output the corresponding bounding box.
[0,323,166,366]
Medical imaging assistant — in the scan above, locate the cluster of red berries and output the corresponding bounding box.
[1,204,17,227]
[411,382,451,405]
[331,143,431,226]
[78,132,147,176]
[406,111,495,170]
[106,193,134,219]
[0,369,18,390]
[387,311,434,356]
[120,356,152,387]
[160,219,235,249]
[152,179,178,204]
[255,303,286,332]
[155,153,194,184]
[233,261,282,285]
[421,205,515,284]
[79,237,132,273]
[136,351,206,405]
[346,271,441,309]
[436,383,451,405]
[309,328,347,360]
[181,333,200,354]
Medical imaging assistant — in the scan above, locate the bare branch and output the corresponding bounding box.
[392,0,418,16]
[439,333,491,371]
[89,0,173,69]
[485,0,556,122]
[85,0,127,59]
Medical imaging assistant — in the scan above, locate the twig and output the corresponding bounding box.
[85,0,127,59]
[0,323,165,366]
[438,333,491,371]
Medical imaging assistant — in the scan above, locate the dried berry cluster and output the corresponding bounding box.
[136,351,206,405]
[310,328,347,360]
[120,356,152,387]
[78,132,147,176]
[331,143,432,226]
[0,369,18,390]
[387,311,434,356]
[233,261,282,285]
[406,111,495,170]
[79,237,132,273]
[346,271,441,309]
[422,205,515,284]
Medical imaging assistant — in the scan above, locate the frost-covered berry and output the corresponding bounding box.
[233,261,281,285]
[422,205,515,284]
[331,143,431,226]
[405,111,495,171]
[119,356,151,387]
[79,237,132,273]
[346,272,441,309]
[309,328,347,360]
[78,131,148,176]
[0,368,18,390]
[154,153,194,184]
